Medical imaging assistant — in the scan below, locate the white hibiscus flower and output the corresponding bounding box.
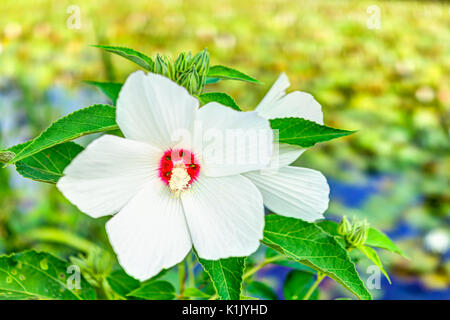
[243,73,330,222]
[57,71,273,281]
[57,71,330,281]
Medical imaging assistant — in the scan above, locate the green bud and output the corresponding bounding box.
[174,52,187,72]
[154,54,164,73]
[154,54,176,80]
[175,51,195,75]
[345,219,369,248]
[179,66,202,95]
[69,247,113,288]
[185,51,194,65]
[89,247,114,276]
[175,52,194,74]
[153,49,210,95]
[189,67,201,95]
[338,216,351,236]
[192,49,210,76]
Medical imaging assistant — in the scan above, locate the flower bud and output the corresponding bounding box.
[179,66,201,95]
[193,49,210,76]
[175,51,195,74]
[338,216,351,236]
[345,219,369,248]
[154,54,176,80]
[70,247,113,287]
[173,49,209,94]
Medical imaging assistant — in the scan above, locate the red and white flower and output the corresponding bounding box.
[57,71,272,280]
[57,71,330,281]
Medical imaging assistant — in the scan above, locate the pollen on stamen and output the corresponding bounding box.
[158,149,200,195]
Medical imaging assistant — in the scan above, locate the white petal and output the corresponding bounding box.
[244,166,329,222]
[259,91,324,124]
[181,175,264,259]
[106,180,191,281]
[256,72,290,114]
[263,91,324,166]
[117,71,198,149]
[195,102,273,177]
[256,73,324,167]
[57,135,161,218]
[271,143,306,169]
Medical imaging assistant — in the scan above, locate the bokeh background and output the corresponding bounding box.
[0,0,448,299]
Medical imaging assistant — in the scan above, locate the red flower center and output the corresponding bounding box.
[158,149,200,188]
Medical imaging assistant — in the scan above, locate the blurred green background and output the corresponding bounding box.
[0,0,448,299]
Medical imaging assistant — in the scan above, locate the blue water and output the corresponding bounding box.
[384,276,450,300]
[328,177,381,208]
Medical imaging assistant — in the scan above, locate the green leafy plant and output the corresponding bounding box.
[0,45,406,300]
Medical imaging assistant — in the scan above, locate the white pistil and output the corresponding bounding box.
[168,163,191,196]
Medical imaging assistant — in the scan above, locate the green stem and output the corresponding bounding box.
[207,256,284,301]
[100,277,117,300]
[26,227,97,253]
[186,253,196,288]
[178,261,187,299]
[302,272,326,300]
[243,255,284,280]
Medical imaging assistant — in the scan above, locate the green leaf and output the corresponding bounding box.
[316,220,339,235]
[358,246,391,284]
[1,140,33,163]
[207,65,259,83]
[262,215,371,300]
[283,270,319,300]
[246,281,278,300]
[205,77,221,85]
[316,220,347,248]
[5,140,32,155]
[107,269,140,298]
[317,221,405,259]
[198,92,241,111]
[0,250,96,300]
[85,81,123,105]
[366,228,407,258]
[270,117,355,148]
[127,281,176,300]
[6,104,118,164]
[183,287,212,300]
[15,142,84,183]
[265,248,315,272]
[197,255,245,300]
[92,45,154,71]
